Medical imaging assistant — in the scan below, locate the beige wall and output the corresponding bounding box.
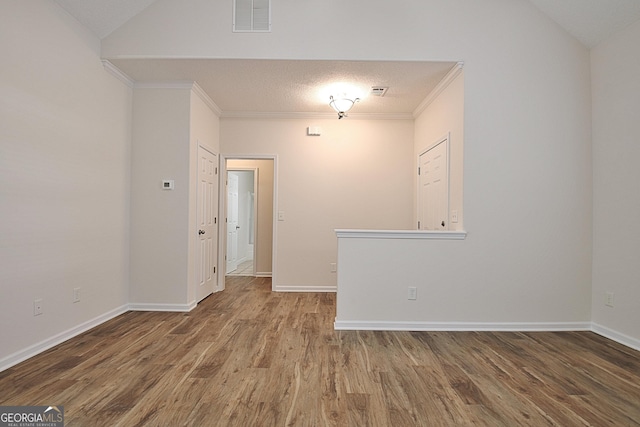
[227,159,274,277]
[221,118,414,290]
[0,1,132,366]
[591,19,640,346]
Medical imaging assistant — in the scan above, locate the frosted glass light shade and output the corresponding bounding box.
[329,95,359,118]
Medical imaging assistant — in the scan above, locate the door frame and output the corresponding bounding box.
[219,154,278,292]
[417,133,450,230]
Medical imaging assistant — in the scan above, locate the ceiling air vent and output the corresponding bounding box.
[234,0,271,32]
[370,86,389,97]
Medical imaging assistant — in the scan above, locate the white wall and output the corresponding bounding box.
[130,87,191,307]
[222,119,415,290]
[188,90,220,302]
[130,86,220,308]
[0,1,132,367]
[591,19,640,346]
[335,53,589,326]
[414,69,465,230]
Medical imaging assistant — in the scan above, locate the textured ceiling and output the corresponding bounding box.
[109,58,457,115]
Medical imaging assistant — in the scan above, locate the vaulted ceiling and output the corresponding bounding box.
[54,0,640,47]
[52,0,640,116]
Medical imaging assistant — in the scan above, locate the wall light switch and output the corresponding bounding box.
[278,211,285,221]
[452,210,459,223]
[34,299,43,316]
[605,292,614,307]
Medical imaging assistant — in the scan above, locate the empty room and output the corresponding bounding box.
[1,0,639,425]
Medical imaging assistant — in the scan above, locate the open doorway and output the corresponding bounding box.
[221,157,275,289]
[226,169,256,276]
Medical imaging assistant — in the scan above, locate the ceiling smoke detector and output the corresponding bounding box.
[370,86,389,97]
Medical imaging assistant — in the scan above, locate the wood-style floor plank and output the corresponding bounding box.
[1,276,639,426]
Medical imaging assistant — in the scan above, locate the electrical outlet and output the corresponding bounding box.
[330,263,337,273]
[605,292,614,307]
[73,287,81,303]
[408,287,417,300]
[34,299,43,316]
[452,210,459,223]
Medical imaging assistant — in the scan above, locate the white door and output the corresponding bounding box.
[197,146,218,302]
[226,173,239,273]
[418,137,449,230]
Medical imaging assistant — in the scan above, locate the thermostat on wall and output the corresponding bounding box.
[162,180,175,190]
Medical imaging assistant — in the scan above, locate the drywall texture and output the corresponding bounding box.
[222,119,415,289]
[0,1,132,363]
[591,19,640,344]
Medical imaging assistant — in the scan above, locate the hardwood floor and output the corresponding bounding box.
[1,276,639,426]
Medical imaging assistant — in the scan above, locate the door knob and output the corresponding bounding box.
[236,226,240,230]
[441,221,445,227]
[199,230,205,235]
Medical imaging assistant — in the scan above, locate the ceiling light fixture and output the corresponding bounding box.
[329,95,359,119]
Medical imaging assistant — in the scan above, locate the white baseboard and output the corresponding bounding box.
[128,301,197,312]
[274,284,337,292]
[334,320,592,331]
[0,304,129,372]
[591,323,640,351]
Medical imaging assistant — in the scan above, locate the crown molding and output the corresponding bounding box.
[133,81,195,90]
[98,65,421,120]
[191,82,222,116]
[220,111,414,120]
[413,61,464,118]
[101,60,134,88]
